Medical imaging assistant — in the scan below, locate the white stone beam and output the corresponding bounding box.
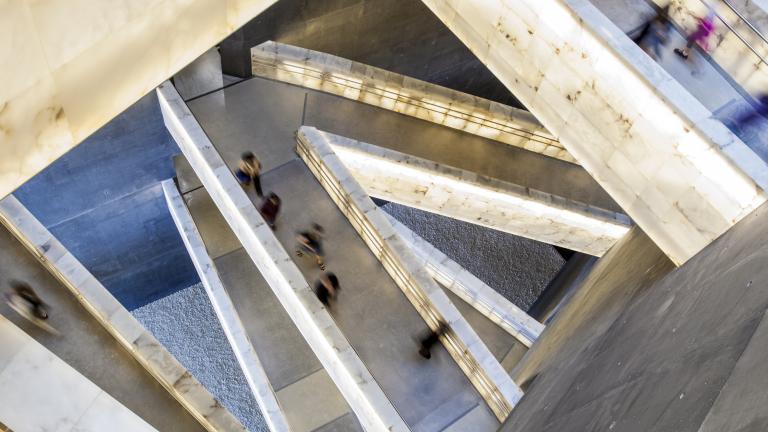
[421,0,768,265]
[0,0,277,200]
[297,126,523,422]
[162,180,290,432]
[156,82,409,432]
[251,41,575,163]
[321,130,630,256]
[384,213,545,348]
[0,195,245,432]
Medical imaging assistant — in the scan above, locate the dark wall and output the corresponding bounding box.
[503,201,768,431]
[221,0,520,106]
[15,94,198,310]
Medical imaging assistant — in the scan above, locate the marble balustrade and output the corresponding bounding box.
[383,213,545,348]
[296,125,524,422]
[420,0,768,266]
[0,195,246,432]
[162,180,291,432]
[156,82,409,432]
[0,0,278,200]
[0,315,158,432]
[656,0,768,97]
[321,130,630,256]
[251,41,575,163]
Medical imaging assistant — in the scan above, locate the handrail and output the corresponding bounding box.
[700,0,768,67]
[718,0,768,46]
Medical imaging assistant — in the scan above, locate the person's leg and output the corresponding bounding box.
[253,175,263,197]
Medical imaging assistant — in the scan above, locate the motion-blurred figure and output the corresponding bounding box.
[314,272,340,307]
[418,321,449,360]
[235,151,263,197]
[296,223,326,270]
[259,193,281,230]
[674,8,716,60]
[8,281,48,320]
[636,5,672,61]
[733,94,768,130]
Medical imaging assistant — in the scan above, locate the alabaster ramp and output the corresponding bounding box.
[251,41,573,163]
[421,0,768,265]
[383,213,544,348]
[163,180,291,432]
[297,126,523,422]
[319,130,630,256]
[0,0,278,200]
[157,82,408,432]
[0,195,245,432]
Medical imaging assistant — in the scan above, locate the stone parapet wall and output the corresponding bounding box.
[251,41,575,163]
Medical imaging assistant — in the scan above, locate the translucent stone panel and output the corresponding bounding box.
[421,0,768,265]
[0,0,278,199]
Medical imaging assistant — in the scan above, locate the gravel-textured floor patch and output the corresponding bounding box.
[381,203,565,310]
[131,282,268,432]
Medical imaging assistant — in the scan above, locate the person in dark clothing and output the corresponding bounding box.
[733,93,768,130]
[635,5,672,61]
[10,281,48,320]
[259,193,281,229]
[418,321,449,360]
[313,272,340,307]
[296,223,326,269]
[235,151,263,197]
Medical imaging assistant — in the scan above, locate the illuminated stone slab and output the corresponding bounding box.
[156,82,409,432]
[251,41,575,163]
[384,213,545,348]
[0,0,278,200]
[297,126,523,421]
[421,0,768,265]
[654,0,768,97]
[0,315,157,432]
[319,129,630,256]
[162,180,290,432]
[0,195,245,432]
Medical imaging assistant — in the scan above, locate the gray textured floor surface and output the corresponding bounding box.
[382,203,565,311]
[131,282,269,432]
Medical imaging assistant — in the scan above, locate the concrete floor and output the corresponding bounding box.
[0,226,205,432]
[178,74,540,430]
[131,282,268,432]
[181,184,361,432]
[501,198,768,431]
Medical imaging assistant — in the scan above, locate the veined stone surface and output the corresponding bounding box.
[297,125,523,421]
[0,315,157,432]
[162,180,290,432]
[157,82,408,432]
[0,195,245,432]
[251,41,575,163]
[421,0,768,265]
[321,130,630,256]
[384,213,544,347]
[0,0,277,200]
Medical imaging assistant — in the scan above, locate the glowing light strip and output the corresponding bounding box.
[297,126,524,421]
[251,41,574,162]
[325,136,630,256]
[156,83,408,432]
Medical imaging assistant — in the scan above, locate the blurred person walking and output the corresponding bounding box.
[314,272,340,307]
[235,151,263,197]
[418,321,449,360]
[636,5,672,61]
[259,193,281,230]
[296,223,326,270]
[674,7,716,60]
